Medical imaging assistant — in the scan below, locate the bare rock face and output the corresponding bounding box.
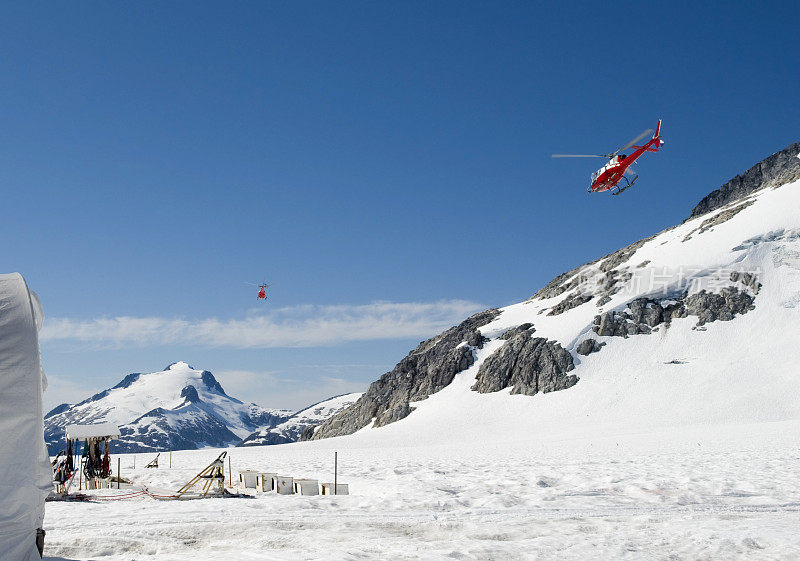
[593,285,756,337]
[684,288,756,325]
[308,309,500,440]
[690,141,800,218]
[529,264,589,301]
[471,326,577,396]
[547,292,592,316]
[576,338,603,356]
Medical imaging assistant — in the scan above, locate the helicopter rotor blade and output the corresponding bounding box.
[610,129,653,157]
[551,154,607,158]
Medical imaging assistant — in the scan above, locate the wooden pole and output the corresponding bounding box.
[117,458,120,489]
[334,451,338,495]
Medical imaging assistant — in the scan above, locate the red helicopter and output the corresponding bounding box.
[246,282,272,300]
[553,119,663,195]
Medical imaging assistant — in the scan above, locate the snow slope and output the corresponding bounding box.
[313,166,800,445]
[239,392,362,446]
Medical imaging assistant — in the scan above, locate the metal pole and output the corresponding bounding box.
[117,457,120,489]
[334,451,338,495]
[169,449,172,469]
[228,456,232,487]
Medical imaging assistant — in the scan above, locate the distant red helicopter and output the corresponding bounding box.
[553,119,663,195]
[246,282,272,300]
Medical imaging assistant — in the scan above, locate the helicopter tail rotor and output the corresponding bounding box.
[610,129,653,157]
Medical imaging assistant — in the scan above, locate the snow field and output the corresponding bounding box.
[44,420,800,561]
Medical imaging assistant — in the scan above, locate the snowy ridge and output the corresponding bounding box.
[312,146,800,445]
[239,392,362,446]
[44,362,292,453]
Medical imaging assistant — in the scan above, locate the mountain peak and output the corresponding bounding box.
[44,362,292,453]
[165,361,195,371]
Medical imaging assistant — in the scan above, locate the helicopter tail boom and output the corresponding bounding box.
[630,119,663,152]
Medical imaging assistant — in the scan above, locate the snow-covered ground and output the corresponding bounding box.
[44,420,800,560]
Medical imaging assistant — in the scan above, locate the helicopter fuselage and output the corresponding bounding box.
[589,127,662,193]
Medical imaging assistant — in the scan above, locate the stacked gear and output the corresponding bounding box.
[81,437,112,480]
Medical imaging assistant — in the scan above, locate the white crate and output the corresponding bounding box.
[256,472,277,492]
[274,476,294,495]
[293,479,319,495]
[239,470,260,489]
[321,483,349,495]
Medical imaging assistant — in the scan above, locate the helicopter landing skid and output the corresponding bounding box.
[612,175,638,196]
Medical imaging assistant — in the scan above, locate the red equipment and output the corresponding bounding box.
[553,119,663,195]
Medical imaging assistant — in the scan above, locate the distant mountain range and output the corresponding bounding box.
[44,362,359,454]
[238,392,361,446]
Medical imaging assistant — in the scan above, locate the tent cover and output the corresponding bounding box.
[0,273,52,560]
[66,423,120,440]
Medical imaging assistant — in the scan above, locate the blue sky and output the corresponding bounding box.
[2,2,797,411]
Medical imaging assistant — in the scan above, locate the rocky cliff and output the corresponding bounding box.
[690,142,800,217]
[310,309,498,439]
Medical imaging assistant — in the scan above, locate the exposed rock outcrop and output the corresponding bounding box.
[471,326,577,396]
[683,199,756,242]
[548,292,592,316]
[684,288,756,326]
[530,265,590,301]
[309,309,501,439]
[729,271,762,294]
[593,285,756,337]
[576,338,603,356]
[180,385,201,404]
[690,141,800,217]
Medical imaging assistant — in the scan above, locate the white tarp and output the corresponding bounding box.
[65,423,121,440]
[0,273,51,561]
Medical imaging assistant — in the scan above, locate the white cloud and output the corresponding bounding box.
[39,300,485,350]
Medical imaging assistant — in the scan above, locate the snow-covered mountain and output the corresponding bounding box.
[44,362,293,453]
[238,392,362,446]
[310,141,800,442]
